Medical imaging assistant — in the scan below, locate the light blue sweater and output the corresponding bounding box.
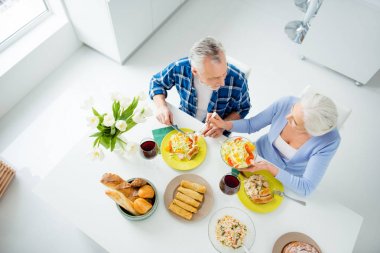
[231,96,340,196]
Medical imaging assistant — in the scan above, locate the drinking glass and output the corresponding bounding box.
[139,138,158,160]
[219,169,241,195]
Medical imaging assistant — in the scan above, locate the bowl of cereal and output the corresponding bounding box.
[208,207,256,252]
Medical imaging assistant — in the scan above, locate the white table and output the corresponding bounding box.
[34,103,362,253]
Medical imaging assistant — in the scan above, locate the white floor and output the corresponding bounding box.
[1,0,379,252]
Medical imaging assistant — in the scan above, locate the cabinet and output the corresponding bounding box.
[300,0,380,85]
[63,0,185,63]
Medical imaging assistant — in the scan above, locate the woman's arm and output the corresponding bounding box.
[275,140,340,196]
[230,99,280,134]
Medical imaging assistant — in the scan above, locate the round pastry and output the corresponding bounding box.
[282,241,320,253]
[138,184,155,198]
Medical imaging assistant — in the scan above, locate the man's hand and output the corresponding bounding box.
[156,105,173,125]
[201,112,222,138]
[153,94,173,125]
[202,124,224,138]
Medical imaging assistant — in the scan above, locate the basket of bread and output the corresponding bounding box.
[101,173,158,221]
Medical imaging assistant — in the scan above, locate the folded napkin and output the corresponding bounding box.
[152,126,174,153]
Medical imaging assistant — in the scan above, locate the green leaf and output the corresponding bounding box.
[93,137,100,147]
[112,101,120,119]
[100,136,111,149]
[120,97,139,120]
[92,107,100,117]
[110,136,117,151]
[110,126,116,135]
[90,132,102,137]
[124,121,137,132]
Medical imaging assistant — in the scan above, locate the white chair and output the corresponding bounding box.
[227,56,252,79]
[300,85,352,129]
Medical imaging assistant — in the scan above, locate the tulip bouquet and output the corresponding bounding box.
[85,92,152,160]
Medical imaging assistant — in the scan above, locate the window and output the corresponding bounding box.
[0,0,49,50]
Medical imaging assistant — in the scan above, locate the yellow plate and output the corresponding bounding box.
[237,170,284,213]
[161,128,207,171]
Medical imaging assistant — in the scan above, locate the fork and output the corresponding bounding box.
[273,190,306,206]
[171,124,186,135]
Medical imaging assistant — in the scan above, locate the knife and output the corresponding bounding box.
[171,124,186,134]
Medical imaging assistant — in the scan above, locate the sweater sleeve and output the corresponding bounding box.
[275,139,340,196]
[230,98,280,133]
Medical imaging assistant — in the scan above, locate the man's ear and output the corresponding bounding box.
[191,67,198,76]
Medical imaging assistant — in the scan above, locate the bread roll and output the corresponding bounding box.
[138,185,155,198]
[180,180,206,194]
[101,173,125,189]
[173,199,197,213]
[186,145,199,160]
[175,192,200,208]
[133,198,153,215]
[105,190,138,215]
[115,182,138,200]
[252,188,273,204]
[168,202,192,220]
[130,178,147,187]
[177,187,203,202]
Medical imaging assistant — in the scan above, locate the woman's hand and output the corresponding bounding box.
[238,160,279,176]
[207,113,233,131]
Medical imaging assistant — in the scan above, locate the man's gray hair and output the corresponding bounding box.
[189,36,225,71]
[300,92,338,136]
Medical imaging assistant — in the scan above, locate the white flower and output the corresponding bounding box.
[81,97,94,110]
[119,96,132,109]
[89,147,104,160]
[137,91,147,101]
[87,116,99,128]
[125,142,138,154]
[115,120,127,131]
[111,92,122,101]
[103,113,115,127]
[132,105,153,123]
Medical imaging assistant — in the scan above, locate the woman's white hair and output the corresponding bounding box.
[189,36,225,72]
[300,92,338,136]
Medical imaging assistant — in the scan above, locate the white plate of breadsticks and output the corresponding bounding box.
[164,174,214,221]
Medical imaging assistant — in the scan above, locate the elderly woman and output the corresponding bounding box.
[209,93,340,196]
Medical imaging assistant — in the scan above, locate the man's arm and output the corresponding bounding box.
[153,94,173,125]
[149,61,178,125]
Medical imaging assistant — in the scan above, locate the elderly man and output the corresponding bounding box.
[149,37,251,138]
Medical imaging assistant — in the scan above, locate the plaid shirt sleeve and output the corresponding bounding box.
[149,61,178,99]
[237,77,250,118]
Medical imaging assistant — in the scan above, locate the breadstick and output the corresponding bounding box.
[173,199,197,213]
[177,187,204,202]
[175,192,200,208]
[180,180,206,194]
[169,203,192,220]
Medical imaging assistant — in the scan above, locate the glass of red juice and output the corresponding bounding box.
[139,138,158,160]
[219,169,241,195]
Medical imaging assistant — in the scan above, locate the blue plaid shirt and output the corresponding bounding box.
[149,57,251,122]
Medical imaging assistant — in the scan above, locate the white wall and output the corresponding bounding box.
[0,1,81,119]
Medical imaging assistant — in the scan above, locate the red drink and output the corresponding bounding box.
[219,174,240,195]
[140,139,158,159]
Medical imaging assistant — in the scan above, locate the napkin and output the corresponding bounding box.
[152,126,174,153]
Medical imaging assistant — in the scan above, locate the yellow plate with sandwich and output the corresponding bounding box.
[161,128,207,171]
[237,170,284,213]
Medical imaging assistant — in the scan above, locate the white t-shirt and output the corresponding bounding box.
[273,135,298,160]
[193,77,213,121]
